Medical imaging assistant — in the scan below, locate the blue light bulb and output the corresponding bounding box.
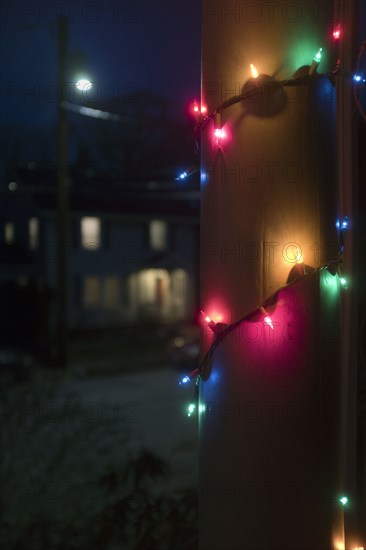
[179,375,190,386]
[336,216,349,230]
[341,216,349,230]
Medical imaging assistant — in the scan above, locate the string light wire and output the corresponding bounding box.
[353,41,366,122]
[182,218,349,411]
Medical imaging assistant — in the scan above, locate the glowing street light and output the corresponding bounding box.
[75,78,93,92]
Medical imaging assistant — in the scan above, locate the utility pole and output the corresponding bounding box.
[57,15,68,367]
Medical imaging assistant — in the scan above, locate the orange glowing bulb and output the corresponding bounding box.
[296,253,304,264]
[201,105,207,114]
[250,64,259,78]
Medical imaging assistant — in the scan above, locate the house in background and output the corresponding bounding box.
[0,170,200,337]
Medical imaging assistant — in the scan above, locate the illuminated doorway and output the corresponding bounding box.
[128,268,188,321]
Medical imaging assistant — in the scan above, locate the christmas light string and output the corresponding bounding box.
[178,46,360,407]
[193,44,365,136]
[177,34,364,550]
[178,49,328,173]
[192,73,321,155]
[177,42,366,180]
[179,216,350,417]
[191,47,335,157]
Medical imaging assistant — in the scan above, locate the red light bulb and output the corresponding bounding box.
[192,100,208,116]
[333,24,341,40]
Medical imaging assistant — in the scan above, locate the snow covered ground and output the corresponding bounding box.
[1,364,199,548]
[58,367,199,491]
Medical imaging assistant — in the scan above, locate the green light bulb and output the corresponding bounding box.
[339,496,348,506]
[340,277,347,286]
[314,48,323,63]
[187,403,196,417]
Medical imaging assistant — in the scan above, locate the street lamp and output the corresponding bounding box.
[57,15,92,367]
[75,78,93,92]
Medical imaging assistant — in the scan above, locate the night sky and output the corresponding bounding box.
[0,0,200,130]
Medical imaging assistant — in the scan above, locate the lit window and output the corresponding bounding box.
[5,222,15,244]
[104,277,120,308]
[83,276,101,307]
[81,217,101,249]
[150,220,167,251]
[29,217,39,250]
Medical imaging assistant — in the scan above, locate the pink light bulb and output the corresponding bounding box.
[214,128,225,139]
[200,309,212,323]
[264,316,274,330]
